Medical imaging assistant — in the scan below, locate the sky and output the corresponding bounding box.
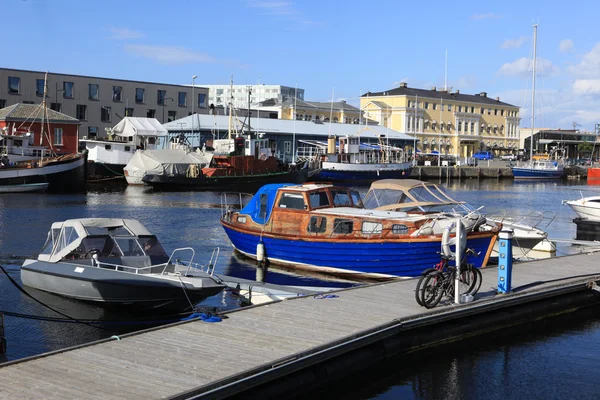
[5,0,600,132]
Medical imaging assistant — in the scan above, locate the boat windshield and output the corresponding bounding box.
[362,189,410,209]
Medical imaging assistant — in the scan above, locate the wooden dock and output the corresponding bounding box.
[1,252,600,399]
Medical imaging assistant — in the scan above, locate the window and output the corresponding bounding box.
[308,216,327,233]
[487,109,491,115]
[105,144,112,150]
[309,191,330,208]
[101,106,111,122]
[333,219,353,234]
[259,194,269,219]
[278,192,306,210]
[113,86,122,102]
[198,93,206,108]
[471,122,475,133]
[36,79,45,96]
[50,103,62,112]
[178,91,187,107]
[362,221,382,235]
[494,109,498,116]
[458,121,462,132]
[216,88,224,95]
[63,82,74,99]
[88,126,98,138]
[458,105,462,112]
[392,224,408,234]
[447,104,452,111]
[471,107,475,113]
[53,128,63,145]
[480,107,484,114]
[0,99,6,109]
[424,102,429,109]
[433,103,437,110]
[8,77,20,94]
[501,109,505,116]
[167,110,176,122]
[157,90,166,105]
[89,84,99,100]
[135,88,145,104]
[284,141,291,154]
[124,146,131,151]
[331,189,351,206]
[76,104,87,120]
[124,107,134,117]
[147,109,156,118]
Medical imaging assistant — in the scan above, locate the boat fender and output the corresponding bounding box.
[257,241,265,262]
[441,220,467,259]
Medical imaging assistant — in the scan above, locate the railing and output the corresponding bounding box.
[220,192,253,218]
[1,145,49,158]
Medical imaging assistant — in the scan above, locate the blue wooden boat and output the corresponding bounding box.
[221,183,499,280]
[512,160,563,179]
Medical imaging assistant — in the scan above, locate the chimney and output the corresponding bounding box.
[480,92,487,97]
[431,86,437,91]
[454,89,460,94]
[496,97,500,102]
[400,82,408,88]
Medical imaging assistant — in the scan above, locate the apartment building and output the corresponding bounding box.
[0,68,209,139]
[254,98,366,125]
[361,83,521,157]
[200,84,304,110]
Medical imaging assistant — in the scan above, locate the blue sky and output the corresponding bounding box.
[6,0,600,131]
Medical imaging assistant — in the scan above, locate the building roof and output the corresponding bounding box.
[0,103,80,124]
[257,97,360,112]
[163,114,414,141]
[362,85,516,107]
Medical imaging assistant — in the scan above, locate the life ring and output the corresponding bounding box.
[441,219,467,259]
[259,153,267,161]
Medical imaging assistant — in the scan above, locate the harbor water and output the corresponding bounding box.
[1,179,600,399]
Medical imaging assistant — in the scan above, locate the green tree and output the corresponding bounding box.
[578,142,595,157]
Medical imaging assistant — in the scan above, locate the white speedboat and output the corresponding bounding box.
[363,179,550,253]
[563,195,600,222]
[21,218,225,312]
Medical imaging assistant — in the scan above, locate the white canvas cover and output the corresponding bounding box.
[111,117,168,137]
[124,148,214,178]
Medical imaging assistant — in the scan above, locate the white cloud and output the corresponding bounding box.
[501,36,527,49]
[498,57,559,77]
[569,42,600,78]
[470,12,501,20]
[573,79,600,96]
[559,39,574,52]
[108,27,144,40]
[124,44,217,65]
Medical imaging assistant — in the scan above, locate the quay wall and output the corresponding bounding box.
[408,164,587,180]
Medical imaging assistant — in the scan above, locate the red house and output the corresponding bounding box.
[0,103,80,155]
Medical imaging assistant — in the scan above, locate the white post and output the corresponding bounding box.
[413,94,418,165]
[292,81,297,164]
[191,75,197,139]
[454,217,463,304]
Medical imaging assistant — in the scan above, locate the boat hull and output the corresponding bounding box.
[512,167,563,179]
[566,202,600,222]
[86,161,126,183]
[0,182,49,193]
[21,260,225,312]
[222,222,495,279]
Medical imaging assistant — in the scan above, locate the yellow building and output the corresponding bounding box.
[360,83,521,157]
[255,98,365,125]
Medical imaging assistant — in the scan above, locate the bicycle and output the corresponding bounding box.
[415,249,482,309]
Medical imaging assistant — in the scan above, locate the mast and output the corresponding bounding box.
[292,81,297,164]
[228,76,233,140]
[41,72,48,146]
[530,24,538,161]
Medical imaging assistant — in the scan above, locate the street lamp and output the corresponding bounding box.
[191,75,197,137]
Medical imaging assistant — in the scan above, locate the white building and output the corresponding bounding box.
[200,84,304,110]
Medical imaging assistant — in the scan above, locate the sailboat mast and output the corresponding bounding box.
[530,23,538,161]
[41,72,49,146]
[228,76,233,140]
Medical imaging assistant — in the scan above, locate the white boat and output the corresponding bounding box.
[0,129,51,163]
[512,24,564,180]
[81,117,167,182]
[563,195,600,222]
[21,218,225,312]
[363,179,550,253]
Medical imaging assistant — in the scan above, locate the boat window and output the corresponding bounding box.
[362,221,382,234]
[85,226,133,237]
[308,216,327,233]
[426,185,454,202]
[392,224,409,234]
[409,187,443,203]
[113,238,145,257]
[309,191,330,208]
[333,219,353,234]
[363,189,410,209]
[138,236,168,257]
[237,216,247,223]
[54,226,79,253]
[278,192,306,210]
[331,189,351,207]
[259,193,268,218]
[40,231,55,255]
[69,236,115,259]
[350,191,363,208]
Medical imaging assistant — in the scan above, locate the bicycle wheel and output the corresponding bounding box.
[421,273,444,309]
[415,268,437,306]
[469,267,483,295]
[459,268,478,294]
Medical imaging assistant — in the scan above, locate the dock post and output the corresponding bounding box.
[497,228,514,293]
[0,313,5,356]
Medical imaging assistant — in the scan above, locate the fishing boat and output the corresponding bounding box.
[21,218,225,312]
[362,179,550,253]
[512,24,564,180]
[220,183,499,280]
[563,195,600,222]
[301,127,412,184]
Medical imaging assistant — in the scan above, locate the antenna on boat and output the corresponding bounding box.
[228,75,233,140]
[530,23,538,163]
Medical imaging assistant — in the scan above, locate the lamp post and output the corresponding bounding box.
[191,75,197,138]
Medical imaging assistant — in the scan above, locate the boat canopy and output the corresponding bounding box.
[38,218,153,263]
[111,117,168,138]
[125,149,213,177]
[239,183,294,224]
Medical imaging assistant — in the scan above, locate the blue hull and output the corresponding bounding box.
[512,167,563,179]
[222,225,494,279]
[313,168,412,184]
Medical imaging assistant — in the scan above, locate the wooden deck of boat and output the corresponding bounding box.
[2,252,600,400]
